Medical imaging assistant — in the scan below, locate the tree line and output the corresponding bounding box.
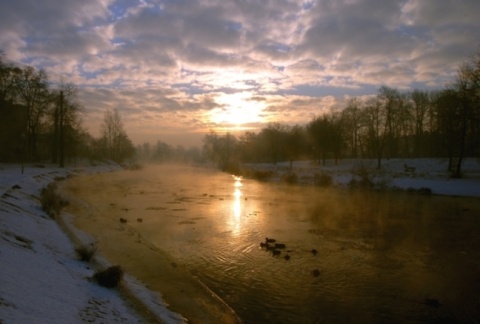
[0,51,135,165]
[203,51,480,178]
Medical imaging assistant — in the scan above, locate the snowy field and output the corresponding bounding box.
[1,158,479,323]
[0,162,184,324]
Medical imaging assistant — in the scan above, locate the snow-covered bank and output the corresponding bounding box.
[0,162,184,323]
[244,158,480,197]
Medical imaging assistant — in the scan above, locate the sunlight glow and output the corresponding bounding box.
[209,92,265,127]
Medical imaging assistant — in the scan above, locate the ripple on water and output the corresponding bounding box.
[66,165,480,323]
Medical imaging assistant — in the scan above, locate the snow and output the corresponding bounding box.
[0,162,184,324]
[1,158,479,323]
[245,158,480,197]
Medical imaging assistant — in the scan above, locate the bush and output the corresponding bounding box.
[282,172,298,184]
[313,173,332,186]
[244,169,275,181]
[418,187,432,195]
[351,161,374,188]
[75,244,97,262]
[93,265,124,288]
[40,183,68,218]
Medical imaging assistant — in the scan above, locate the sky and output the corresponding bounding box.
[1,0,479,147]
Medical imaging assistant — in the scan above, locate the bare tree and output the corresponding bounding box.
[410,89,432,156]
[284,124,305,170]
[259,123,287,165]
[50,82,83,167]
[100,108,134,162]
[377,86,402,158]
[0,51,21,102]
[362,96,388,169]
[14,66,50,158]
[202,130,238,170]
[446,50,480,177]
[341,98,362,158]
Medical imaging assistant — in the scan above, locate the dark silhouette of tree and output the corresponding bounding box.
[202,131,238,170]
[50,83,83,167]
[433,89,460,172]
[410,89,432,156]
[237,131,259,163]
[284,124,305,170]
[100,108,135,162]
[447,51,480,177]
[307,113,343,165]
[342,98,362,158]
[307,116,331,165]
[0,51,21,102]
[362,96,388,169]
[14,66,50,159]
[258,123,287,165]
[378,86,402,158]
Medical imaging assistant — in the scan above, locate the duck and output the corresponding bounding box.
[266,245,276,251]
[284,254,291,261]
[265,237,276,243]
[275,243,286,249]
[271,249,281,257]
[311,249,318,256]
[259,242,269,248]
[119,217,127,223]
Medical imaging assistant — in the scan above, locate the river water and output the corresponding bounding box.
[65,164,480,323]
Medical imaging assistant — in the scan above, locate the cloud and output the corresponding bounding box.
[1,0,479,146]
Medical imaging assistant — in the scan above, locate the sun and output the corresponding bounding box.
[209,92,265,128]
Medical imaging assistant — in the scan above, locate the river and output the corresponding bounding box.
[64,164,480,323]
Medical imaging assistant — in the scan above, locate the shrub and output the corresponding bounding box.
[40,183,68,218]
[245,169,275,181]
[351,161,374,187]
[418,187,432,195]
[93,265,124,288]
[75,244,97,262]
[313,173,332,186]
[282,172,298,184]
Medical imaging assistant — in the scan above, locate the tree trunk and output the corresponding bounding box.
[59,91,65,168]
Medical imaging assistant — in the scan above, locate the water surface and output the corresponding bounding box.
[65,164,480,323]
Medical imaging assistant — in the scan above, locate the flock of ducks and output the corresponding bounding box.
[259,237,321,277]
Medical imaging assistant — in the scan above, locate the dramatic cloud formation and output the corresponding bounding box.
[1,0,479,146]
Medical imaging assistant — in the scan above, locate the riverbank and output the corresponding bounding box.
[1,158,479,323]
[0,162,185,323]
[61,169,242,324]
[243,158,480,197]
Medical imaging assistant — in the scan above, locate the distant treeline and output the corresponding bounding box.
[0,51,135,165]
[135,141,203,164]
[203,51,480,178]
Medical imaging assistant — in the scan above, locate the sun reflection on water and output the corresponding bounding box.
[231,176,243,235]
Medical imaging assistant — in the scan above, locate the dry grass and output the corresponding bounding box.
[40,183,68,218]
[93,265,124,288]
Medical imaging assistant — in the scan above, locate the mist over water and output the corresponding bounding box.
[65,164,480,323]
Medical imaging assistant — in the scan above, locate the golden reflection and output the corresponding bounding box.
[231,176,243,235]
